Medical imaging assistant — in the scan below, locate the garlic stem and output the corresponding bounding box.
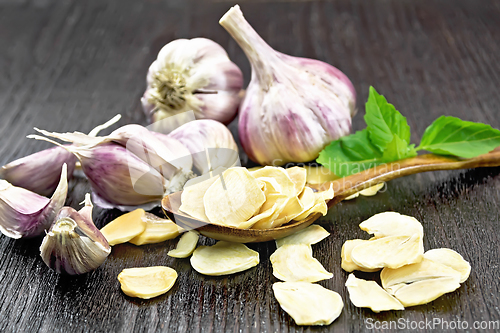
[219,5,277,88]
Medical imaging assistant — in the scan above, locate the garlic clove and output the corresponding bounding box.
[220,6,356,165]
[167,230,199,258]
[0,146,76,197]
[167,119,240,175]
[100,209,147,246]
[118,266,178,299]
[40,193,111,275]
[142,37,243,130]
[129,213,183,246]
[0,164,68,239]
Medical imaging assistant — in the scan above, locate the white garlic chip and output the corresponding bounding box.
[284,166,307,196]
[273,282,343,326]
[359,211,424,239]
[344,182,385,200]
[190,241,259,275]
[179,174,220,222]
[423,248,471,283]
[341,239,381,273]
[351,234,424,270]
[380,257,462,289]
[276,224,330,248]
[204,167,266,228]
[270,244,332,282]
[167,231,199,258]
[345,274,404,312]
[391,276,461,307]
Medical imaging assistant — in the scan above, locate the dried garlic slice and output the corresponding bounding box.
[341,239,380,273]
[251,166,296,197]
[303,166,337,185]
[258,177,282,196]
[204,167,266,228]
[276,225,330,248]
[424,248,471,283]
[270,244,332,282]
[129,213,182,246]
[344,182,385,200]
[359,211,423,239]
[190,241,259,275]
[100,209,146,246]
[167,230,199,258]
[285,166,307,196]
[351,234,424,269]
[345,274,404,312]
[391,276,461,307]
[380,257,462,289]
[293,185,333,221]
[297,187,315,213]
[273,282,343,326]
[117,266,177,299]
[179,175,219,222]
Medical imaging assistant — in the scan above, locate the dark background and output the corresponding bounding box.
[0,0,499,332]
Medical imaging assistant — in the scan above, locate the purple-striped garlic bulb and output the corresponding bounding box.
[142,38,243,133]
[220,6,356,165]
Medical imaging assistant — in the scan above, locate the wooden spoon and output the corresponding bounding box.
[162,148,500,243]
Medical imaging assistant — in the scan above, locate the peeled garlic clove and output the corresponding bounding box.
[141,37,243,131]
[190,241,259,276]
[345,274,404,312]
[0,164,68,239]
[0,146,76,197]
[40,193,111,275]
[380,257,463,289]
[423,248,471,283]
[276,224,330,248]
[100,209,147,246]
[270,244,332,282]
[167,230,199,258]
[359,211,424,239]
[220,6,355,165]
[168,119,240,175]
[118,266,178,299]
[341,239,381,273]
[351,234,424,269]
[129,213,182,246]
[273,282,343,326]
[391,276,461,307]
[203,167,266,228]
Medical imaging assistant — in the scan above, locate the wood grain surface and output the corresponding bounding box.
[1,0,499,332]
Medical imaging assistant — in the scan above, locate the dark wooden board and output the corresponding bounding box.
[1,0,499,332]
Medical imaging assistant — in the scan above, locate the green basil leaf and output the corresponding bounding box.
[317,129,384,177]
[365,86,411,152]
[416,116,500,158]
[382,135,417,161]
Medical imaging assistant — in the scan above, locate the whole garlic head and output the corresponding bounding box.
[142,38,243,132]
[220,6,356,165]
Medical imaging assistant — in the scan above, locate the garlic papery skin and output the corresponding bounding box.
[141,38,244,132]
[0,164,68,239]
[40,194,111,275]
[167,120,240,175]
[220,6,356,165]
[0,146,76,196]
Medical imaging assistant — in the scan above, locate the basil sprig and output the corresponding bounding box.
[317,87,500,177]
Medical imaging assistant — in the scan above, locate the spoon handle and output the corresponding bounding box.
[312,147,500,207]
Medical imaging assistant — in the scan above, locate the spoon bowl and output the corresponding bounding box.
[162,148,500,243]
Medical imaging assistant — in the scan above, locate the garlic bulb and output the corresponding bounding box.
[220,6,356,165]
[40,193,111,275]
[0,164,68,238]
[141,38,243,132]
[0,147,76,196]
[167,119,240,175]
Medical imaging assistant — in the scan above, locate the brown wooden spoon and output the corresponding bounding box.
[162,148,500,243]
